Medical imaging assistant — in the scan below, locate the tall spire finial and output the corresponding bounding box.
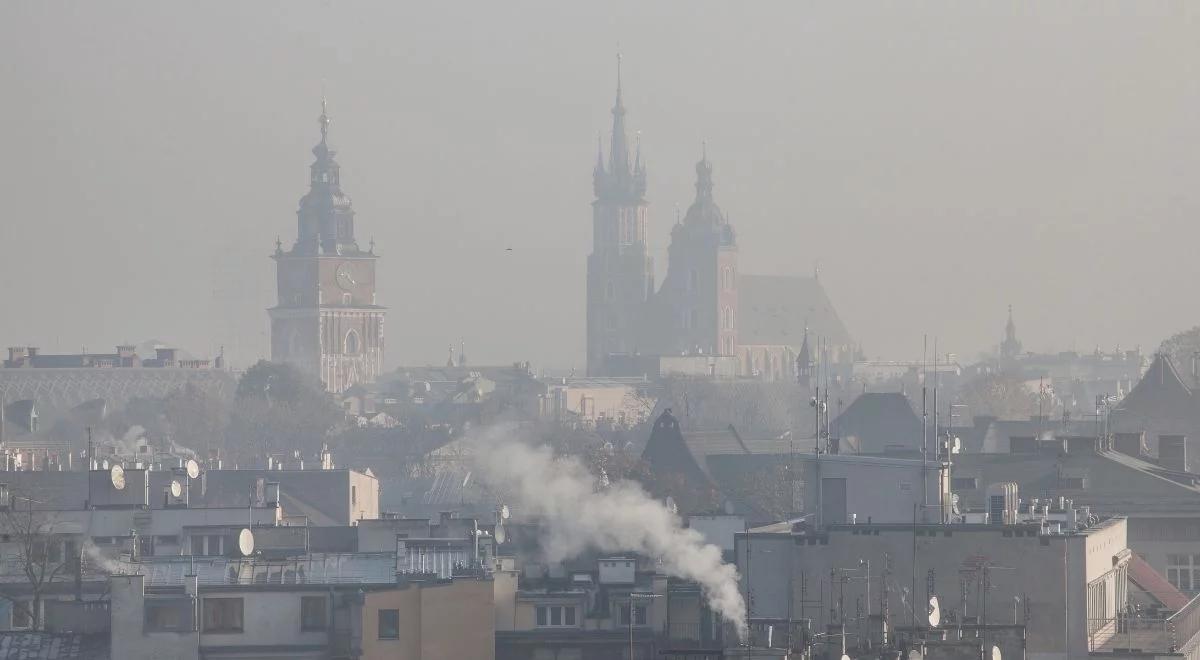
[318,93,331,142]
[701,139,708,163]
[616,47,623,105]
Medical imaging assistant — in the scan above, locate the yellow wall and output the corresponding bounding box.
[361,579,494,660]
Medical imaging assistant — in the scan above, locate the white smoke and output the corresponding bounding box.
[470,424,747,639]
[82,540,126,575]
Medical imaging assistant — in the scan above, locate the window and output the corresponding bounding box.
[202,598,244,633]
[620,604,646,625]
[1167,554,1200,593]
[1059,477,1086,489]
[722,267,733,291]
[146,599,191,632]
[345,330,360,355]
[342,293,352,305]
[301,596,327,631]
[536,605,577,627]
[207,535,223,556]
[378,609,400,639]
[11,602,31,629]
[951,477,978,490]
[352,486,358,505]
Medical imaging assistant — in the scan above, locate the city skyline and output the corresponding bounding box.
[2,2,1197,370]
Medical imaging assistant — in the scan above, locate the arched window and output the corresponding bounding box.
[345,329,360,355]
[722,306,734,331]
[722,267,733,291]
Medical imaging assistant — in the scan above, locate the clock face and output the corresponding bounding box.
[335,263,356,291]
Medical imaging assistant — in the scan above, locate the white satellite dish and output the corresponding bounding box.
[185,459,200,480]
[928,595,941,628]
[665,496,679,516]
[238,528,255,556]
[170,480,183,499]
[841,655,851,660]
[495,523,507,545]
[500,504,511,520]
[110,465,126,491]
[991,646,1001,660]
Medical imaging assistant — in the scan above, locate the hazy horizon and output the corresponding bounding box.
[3,2,1198,371]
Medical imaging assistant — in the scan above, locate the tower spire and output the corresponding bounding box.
[318,94,331,143]
[608,51,631,180]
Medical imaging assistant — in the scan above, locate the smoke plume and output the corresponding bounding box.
[470,424,747,638]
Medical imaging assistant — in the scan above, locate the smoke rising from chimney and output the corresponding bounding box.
[470,424,747,638]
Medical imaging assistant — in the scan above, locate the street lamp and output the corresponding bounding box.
[628,592,661,660]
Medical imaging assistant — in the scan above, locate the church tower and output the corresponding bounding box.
[586,56,653,375]
[269,99,386,393]
[653,148,738,358]
[1000,304,1022,363]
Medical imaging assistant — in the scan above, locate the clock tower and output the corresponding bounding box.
[268,99,385,393]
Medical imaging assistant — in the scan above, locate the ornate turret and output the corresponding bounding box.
[295,97,359,256]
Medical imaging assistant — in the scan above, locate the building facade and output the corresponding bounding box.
[270,100,386,393]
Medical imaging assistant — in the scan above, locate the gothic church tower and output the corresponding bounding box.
[586,57,653,375]
[269,100,386,393]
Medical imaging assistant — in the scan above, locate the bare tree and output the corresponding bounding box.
[0,488,80,630]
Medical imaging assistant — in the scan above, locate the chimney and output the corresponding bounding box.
[1159,435,1188,472]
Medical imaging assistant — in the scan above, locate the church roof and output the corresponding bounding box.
[737,274,852,348]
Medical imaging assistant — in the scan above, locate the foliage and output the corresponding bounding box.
[225,361,344,460]
[1160,326,1200,376]
[956,373,1051,420]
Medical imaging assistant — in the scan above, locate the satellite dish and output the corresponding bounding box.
[170,480,183,499]
[665,496,679,516]
[928,595,941,628]
[110,465,126,491]
[991,646,1001,660]
[495,523,507,545]
[185,459,200,480]
[500,504,511,520]
[238,528,255,556]
[841,655,851,660]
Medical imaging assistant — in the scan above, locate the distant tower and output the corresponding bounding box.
[796,326,813,386]
[1000,305,1022,362]
[269,98,386,393]
[586,55,653,375]
[654,146,738,358]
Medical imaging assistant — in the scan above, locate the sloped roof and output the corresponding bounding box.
[832,392,922,453]
[737,275,852,347]
[1113,354,1200,430]
[1129,553,1190,610]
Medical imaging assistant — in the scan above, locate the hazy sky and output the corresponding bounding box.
[2,2,1198,370]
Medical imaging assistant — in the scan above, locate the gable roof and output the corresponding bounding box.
[737,275,852,347]
[832,392,922,453]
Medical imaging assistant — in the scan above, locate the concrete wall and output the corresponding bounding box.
[198,589,330,652]
[110,575,198,660]
[741,519,1128,660]
[804,455,946,525]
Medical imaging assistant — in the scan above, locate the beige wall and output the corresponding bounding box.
[110,575,198,660]
[349,469,380,522]
[361,579,494,660]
